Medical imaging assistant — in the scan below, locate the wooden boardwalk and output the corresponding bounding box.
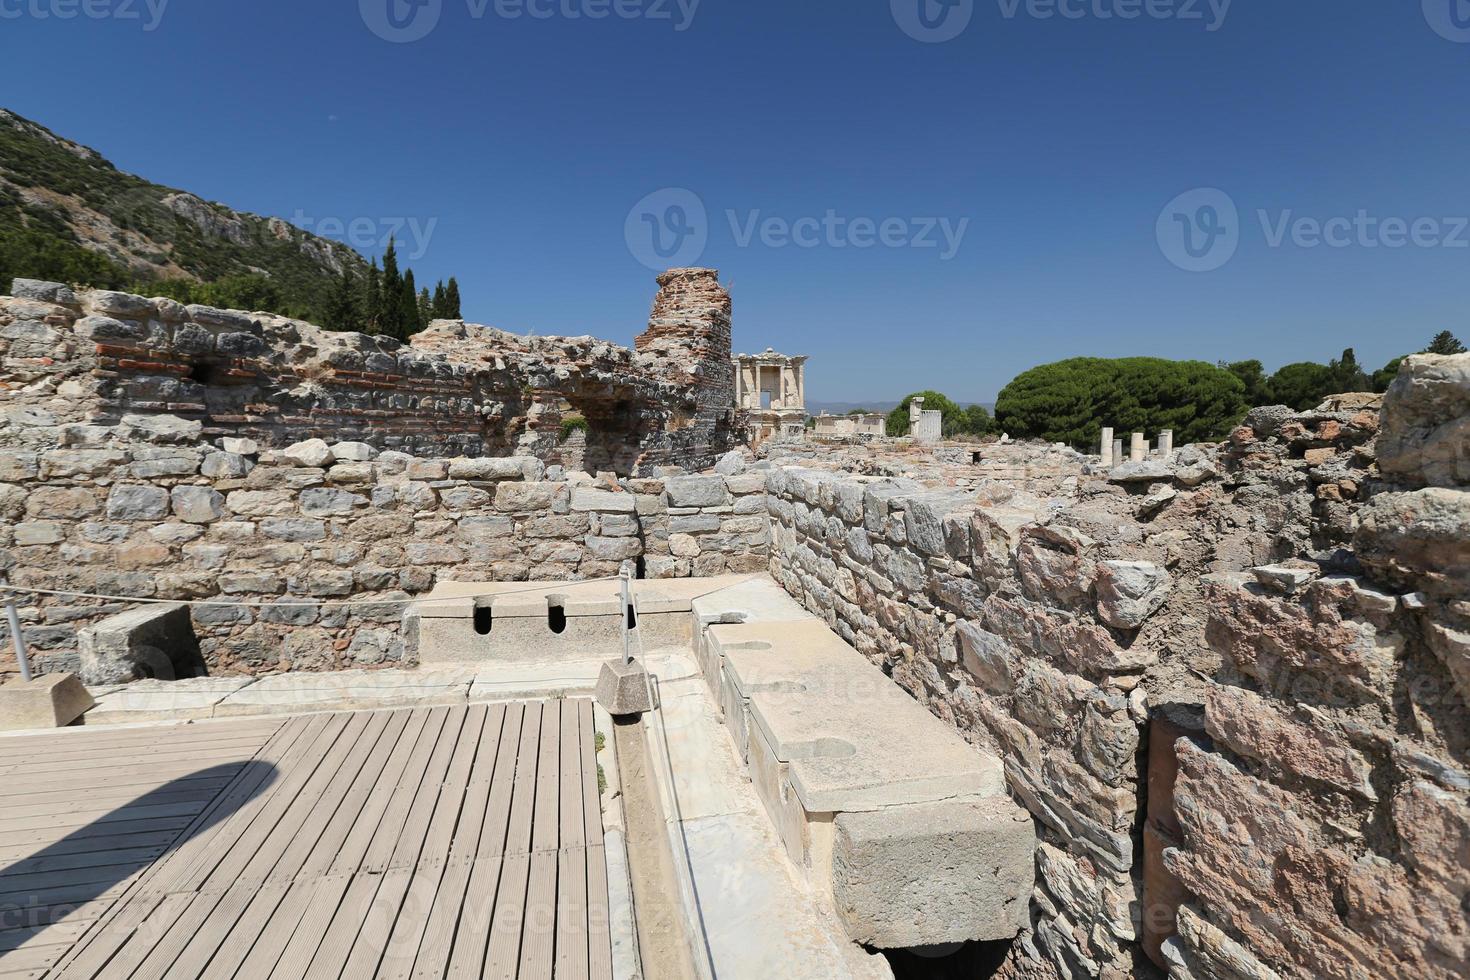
[0,700,613,979]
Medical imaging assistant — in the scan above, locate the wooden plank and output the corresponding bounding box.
[293,710,413,880]
[374,705,491,979]
[0,800,211,835]
[475,704,524,860]
[143,881,257,980]
[63,891,193,980]
[208,878,316,980]
[442,856,504,979]
[0,831,178,864]
[0,919,90,954]
[300,873,383,980]
[180,713,367,893]
[328,708,435,875]
[586,845,614,980]
[555,847,591,980]
[265,874,352,980]
[0,786,225,823]
[205,712,372,891]
[48,715,318,979]
[190,878,291,980]
[0,775,236,806]
[518,702,564,980]
[582,704,614,980]
[334,866,414,977]
[388,703,487,872]
[0,846,167,879]
[531,702,561,854]
[483,852,531,980]
[363,707,464,874]
[484,703,545,977]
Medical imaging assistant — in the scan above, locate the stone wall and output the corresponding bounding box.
[762,360,1469,980]
[0,422,768,681]
[0,268,737,475]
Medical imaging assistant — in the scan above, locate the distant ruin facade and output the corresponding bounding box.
[732,347,807,445]
[813,411,885,440]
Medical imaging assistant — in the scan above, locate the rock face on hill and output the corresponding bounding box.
[0,108,365,307]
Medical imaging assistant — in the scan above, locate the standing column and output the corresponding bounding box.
[1100,427,1115,467]
[1131,433,1147,463]
[1158,430,1175,457]
[1113,439,1125,466]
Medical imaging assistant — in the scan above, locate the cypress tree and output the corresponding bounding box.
[445,277,462,319]
[431,280,448,319]
[380,238,405,338]
[400,268,420,339]
[418,286,432,328]
[363,259,382,335]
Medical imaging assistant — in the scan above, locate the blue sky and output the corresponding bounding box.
[3,0,1468,402]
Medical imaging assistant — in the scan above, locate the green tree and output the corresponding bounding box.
[431,280,448,319]
[445,277,462,318]
[379,238,406,339]
[417,286,432,329]
[1266,361,1336,411]
[362,258,383,335]
[1426,330,1467,355]
[1326,348,1369,394]
[885,391,994,438]
[323,267,359,332]
[1222,359,1271,405]
[1371,356,1405,392]
[995,357,1248,448]
[400,268,421,339]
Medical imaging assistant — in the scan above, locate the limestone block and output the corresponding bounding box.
[447,457,533,481]
[0,674,95,731]
[1355,488,1470,598]
[283,438,333,467]
[571,487,636,513]
[129,447,201,478]
[330,441,378,461]
[11,278,77,304]
[831,797,1035,948]
[666,475,730,508]
[221,437,259,456]
[106,484,170,521]
[77,603,207,685]
[714,450,747,476]
[171,485,226,524]
[118,413,202,444]
[595,659,653,716]
[201,451,253,479]
[300,487,367,517]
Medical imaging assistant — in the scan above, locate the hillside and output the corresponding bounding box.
[0,108,366,318]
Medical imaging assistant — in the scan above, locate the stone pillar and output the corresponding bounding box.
[1158,430,1174,457]
[910,397,926,433]
[1131,433,1147,463]
[1113,439,1125,466]
[1100,427,1115,467]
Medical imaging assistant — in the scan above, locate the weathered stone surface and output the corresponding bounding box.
[831,797,1035,948]
[1377,353,1470,488]
[283,438,333,467]
[1095,560,1171,630]
[77,604,207,685]
[1205,684,1375,799]
[0,674,95,731]
[570,487,635,512]
[1355,488,1470,598]
[594,658,653,716]
[666,475,730,508]
[170,485,225,524]
[106,484,170,521]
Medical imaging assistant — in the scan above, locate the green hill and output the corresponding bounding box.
[0,108,367,319]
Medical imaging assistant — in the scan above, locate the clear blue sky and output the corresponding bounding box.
[4,1,1467,402]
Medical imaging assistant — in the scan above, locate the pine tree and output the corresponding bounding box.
[431,280,448,319]
[1425,331,1467,356]
[445,277,462,319]
[363,259,382,335]
[418,286,432,328]
[324,267,359,332]
[380,238,406,339]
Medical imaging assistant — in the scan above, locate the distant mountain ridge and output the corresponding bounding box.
[0,108,366,317]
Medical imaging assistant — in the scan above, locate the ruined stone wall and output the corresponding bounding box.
[763,365,1469,980]
[0,423,768,681]
[0,268,737,475]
